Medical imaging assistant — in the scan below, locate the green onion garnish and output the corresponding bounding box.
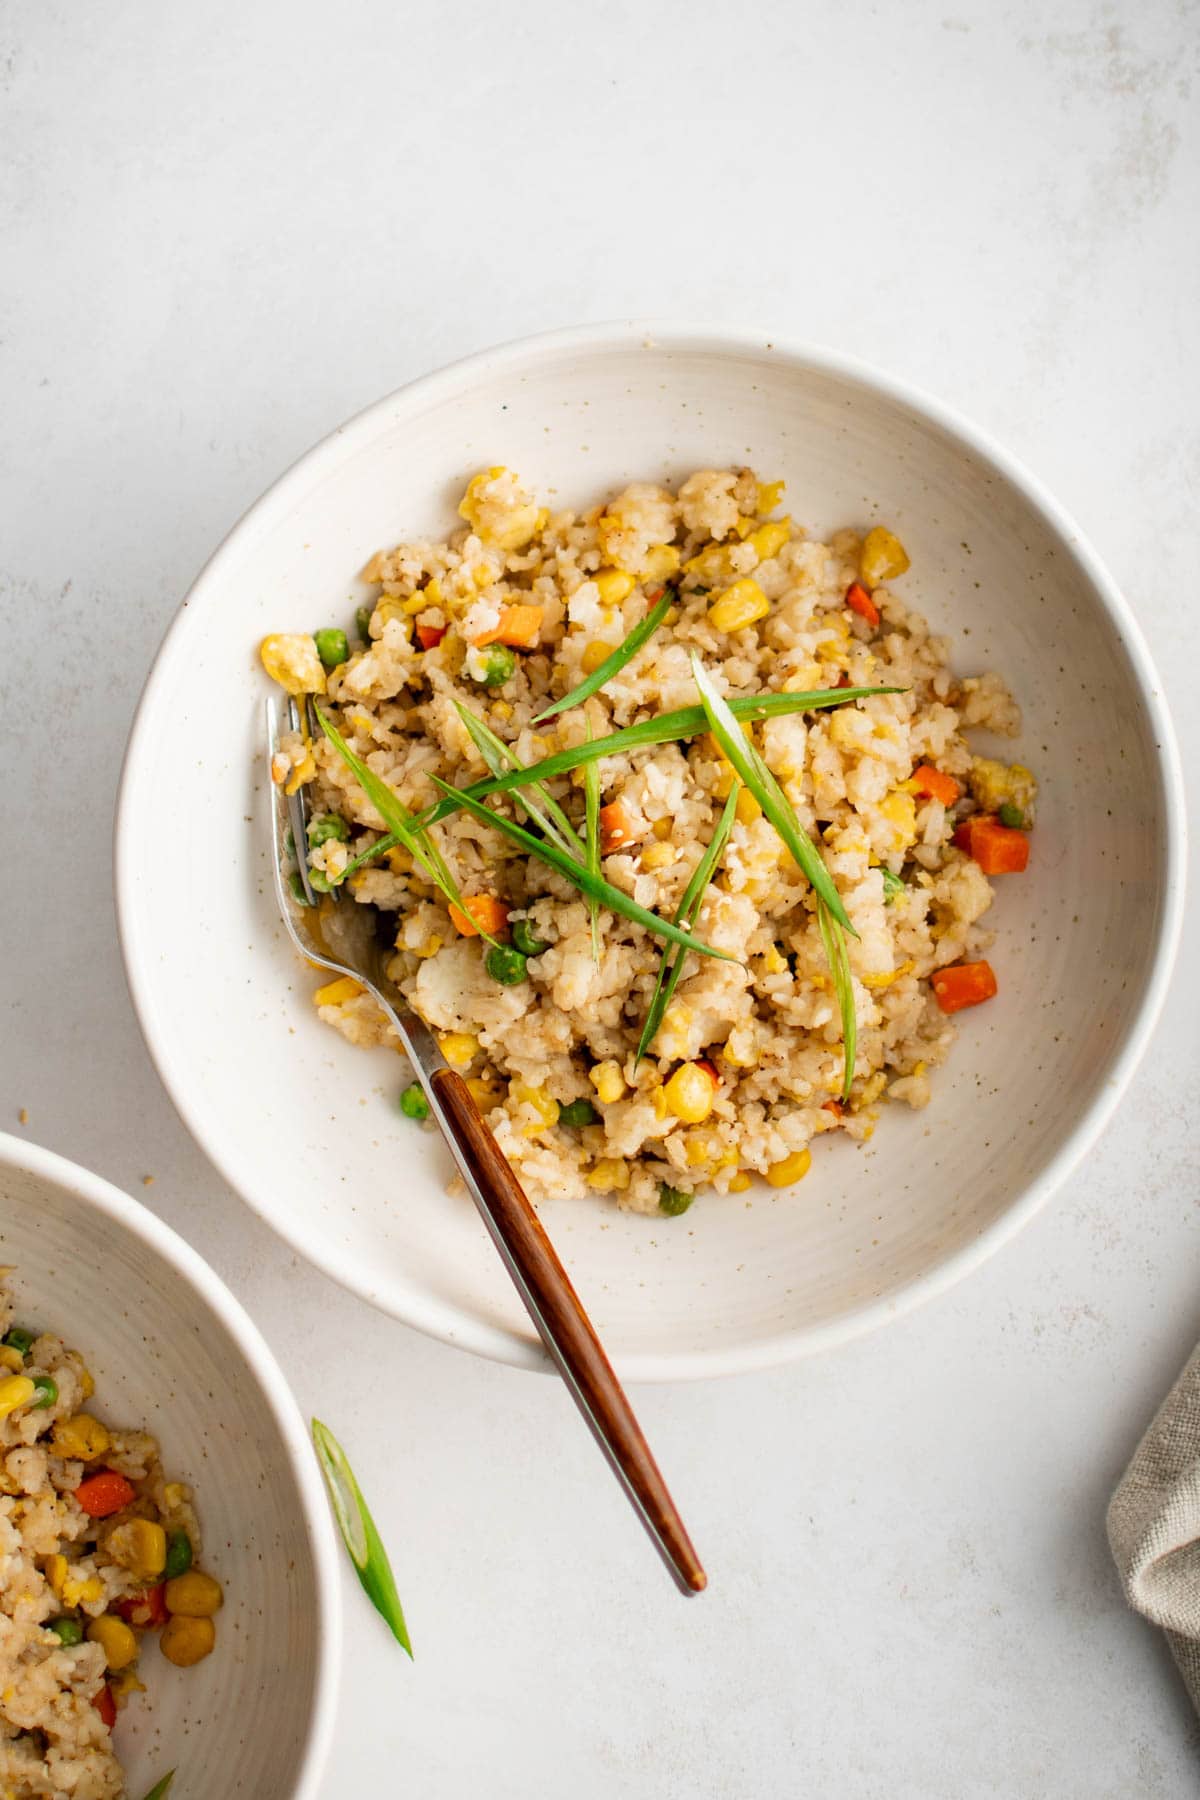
[312,1419,412,1656]
[635,785,739,1065]
[424,686,902,829]
[817,896,857,1102]
[880,867,905,902]
[584,724,601,963]
[139,1775,175,1800]
[454,703,584,862]
[532,587,674,723]
[427,777,735,963]
[690,655,854,937]
[315,708,499,948]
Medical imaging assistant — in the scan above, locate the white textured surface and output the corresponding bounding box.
[2,0,1199,1792]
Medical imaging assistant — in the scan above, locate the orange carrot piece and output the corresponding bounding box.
[930,960,998,1014]
[473,604,543,649]
[116,1583,168,1628]
[953,816,1029,874]
[94,1684,117,1729]
[599,799,639,855]
[76,1470,136,1519]
[415,622,446,651]
[911,764,961,806]
[694,1058,721,1087]
[448,894,510,939]
[821,1099,844,1119]
[845,582,880,629]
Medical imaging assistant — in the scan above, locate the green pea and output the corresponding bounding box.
[313,628,349,671]
[998,802,1026,830]
[557,1099,599,1129]
[31,1376,57,1410]
[658,1183,695,1217]
[2,1328,34,1358]
[48,1616,83,1646]
[511,919,549,958]
[355,604,373,644]
[399,1082,430,1122]
[164,1531,193,1581]
[287,872,315,907]
[485,944,528,986]
[479,644,517,688]
[307,814,350,848]
[880,868,905,903]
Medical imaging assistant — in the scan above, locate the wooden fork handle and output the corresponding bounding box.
[431,1067,707,1596]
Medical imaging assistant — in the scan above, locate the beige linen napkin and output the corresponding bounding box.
[1108,1342,1200,1709]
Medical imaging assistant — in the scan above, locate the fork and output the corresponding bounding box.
[267,696,706,1596]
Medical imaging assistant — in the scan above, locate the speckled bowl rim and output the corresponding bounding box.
[0,1130,343,1796]
[115,321,1188,1381]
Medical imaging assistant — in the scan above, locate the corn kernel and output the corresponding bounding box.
[51,1414,110,1461]
[783,664,822,693]
[511,1082,558,1135]
[685,1131,716,1167]
[747,518,791,561]
[765,1148,812,1188]
[438,1033,479,1069]
[861,959,915,991]
[663,1062,718,1124]
[258,634,327,697]
[878,789,917,848]
[76,1365,94,1401]
[106,1518,167,1583]
[164,1570,223,1618]
[684,543,738,586]
[730,514,756,539]
[87,1614,138,1672]
[466,1078,499,1111]
[762,944,788,976]
[657,1003,693,1060]
[585,1158,629,1192]
[860,526,910,588]
[313,976,363,1008]
[652,818,673,840]
[43,1555,68,1597]
[63,1573,105,1607]
[491,700,513,721]
[639,544,681,583]
[161,1614,216,1667]
[581,640,612,675]
[652,1087,669,1120]
[386,847,413,875]
[755,480,786,515]
[708,579,771,634]
[283,745,316,796]
[593,568,636,606]
[735,787,762,826]
[411,935,442,960]
[640,841,676,871]
[729,1172,753,1193]
[0,1347,24,1374]
[589,1061,627,1106]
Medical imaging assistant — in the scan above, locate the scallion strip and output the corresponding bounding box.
[139,1777,175,1800]
[584,724,601,963]
[420,687,902,828]
[315,709,500,948]
[880,867,905,902]
[312,1419,412,1657]
[532,587,674,723]
[428,777,735,962]
[454,703,584,861]
[635,785,739,1064]
[817,897,857,1101]
[690,654,854,936]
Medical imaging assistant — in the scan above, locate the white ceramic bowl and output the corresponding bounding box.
[116,324,1186,1380]
[0,1132,341,1797]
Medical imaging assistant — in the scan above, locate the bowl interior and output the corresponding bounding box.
[0,1142,336,1797]
[117,331,1178,1375]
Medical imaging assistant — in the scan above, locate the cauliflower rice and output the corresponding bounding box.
[0,1286,206,1800]
[265,465,1036,1217]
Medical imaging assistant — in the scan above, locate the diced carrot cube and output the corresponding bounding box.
[930,960,998,1014]
[116,1583,168,1628]
[75,1470,136,1519]
[821,1099,844,1119]
[416,622,447,651]
[952,816,1030,874]
[473,604,543,649]
[911,764,961,806]
[694,1058,721,1087]
[448,894,510,939]
[844,582,880,629]
[599,799,639,855]
[94,1685,117,1729]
